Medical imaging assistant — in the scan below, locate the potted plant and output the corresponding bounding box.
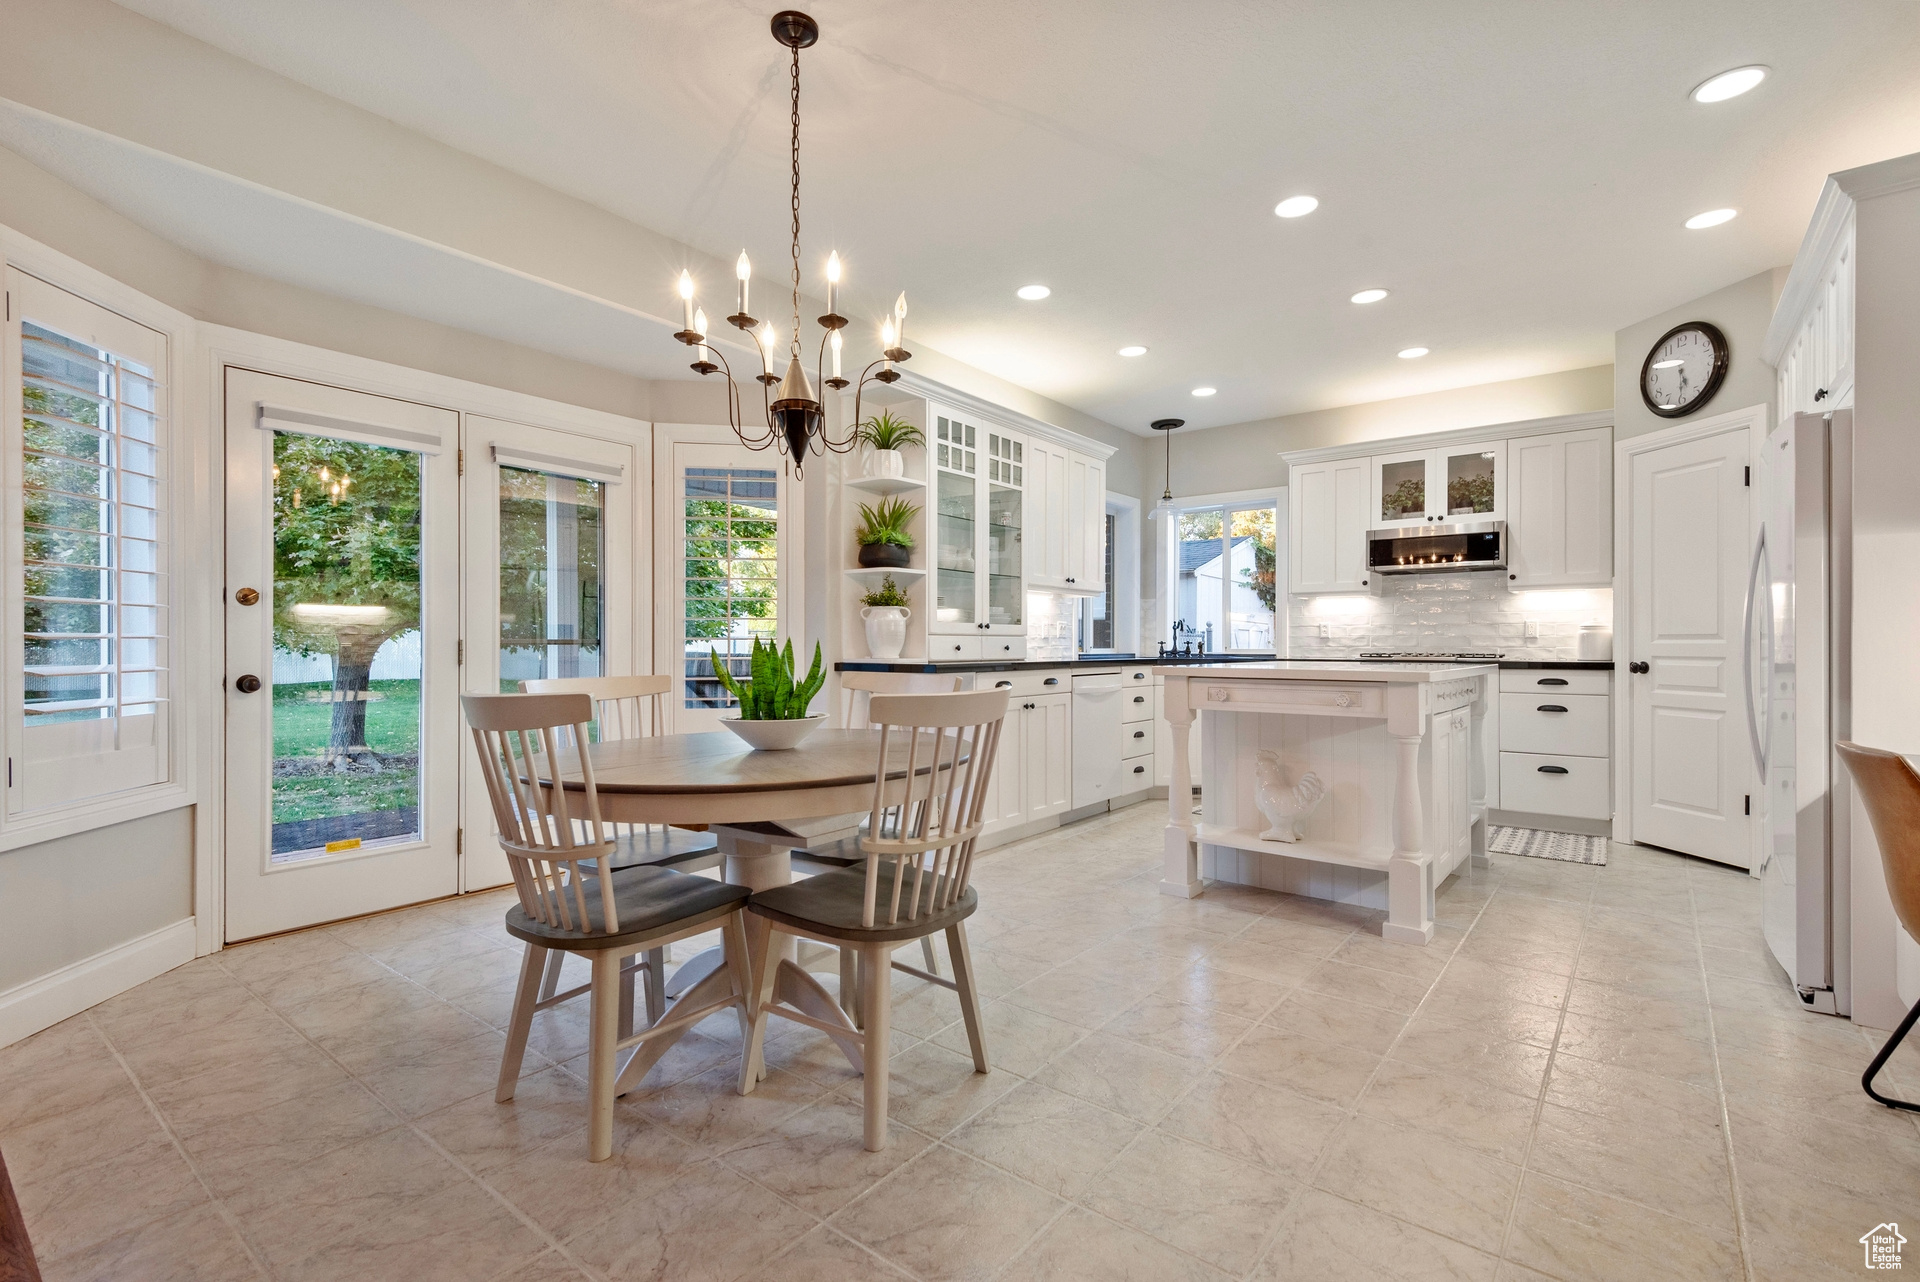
[858,575,912,660]
[855,496,918,569]
[708,637,827,750]
[857,409,924,479]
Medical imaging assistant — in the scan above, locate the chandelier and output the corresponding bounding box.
[670,9,909,476]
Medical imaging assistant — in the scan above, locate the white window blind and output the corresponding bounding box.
[7,270,169,813]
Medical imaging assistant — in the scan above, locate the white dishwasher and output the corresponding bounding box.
[1071,670,1125,808]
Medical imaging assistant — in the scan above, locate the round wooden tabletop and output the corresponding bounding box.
[544,729,965,793]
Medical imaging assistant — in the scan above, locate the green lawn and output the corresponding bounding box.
[272,679,420,827]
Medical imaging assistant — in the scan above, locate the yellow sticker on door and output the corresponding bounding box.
[325,838,363,854]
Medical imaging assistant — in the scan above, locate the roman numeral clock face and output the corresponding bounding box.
[1641,321,1729,417]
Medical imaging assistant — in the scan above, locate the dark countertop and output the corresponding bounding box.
[1497,660,1615,670]
[837,654,1615,674]
[835,654,1278,675]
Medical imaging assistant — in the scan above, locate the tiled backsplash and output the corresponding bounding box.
[1026,592,1076,661]
[1288,576,1612,661]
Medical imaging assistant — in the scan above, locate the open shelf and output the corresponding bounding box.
[845,473,928,498]
[843,566,927,582]
[1194,823,1392,872]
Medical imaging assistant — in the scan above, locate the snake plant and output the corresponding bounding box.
[708,637,826,720]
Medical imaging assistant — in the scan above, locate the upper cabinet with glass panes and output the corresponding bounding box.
[930,410,1024,635]
[1368,441,1506,528]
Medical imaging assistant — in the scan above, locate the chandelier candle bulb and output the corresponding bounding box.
[826,251,840,316]
[881,317,896,368]
[894,292,908,352]
[736,250,751,317]
[678,270,695,330]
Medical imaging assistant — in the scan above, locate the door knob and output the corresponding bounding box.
[234,674,263,693]
[233,587,260,606]
[1629,661,1650,674]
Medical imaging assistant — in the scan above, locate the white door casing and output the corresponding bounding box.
[460,415,636,891]
[223,368,461,940]
[652,426,799,735]
[1617,406,1765,868]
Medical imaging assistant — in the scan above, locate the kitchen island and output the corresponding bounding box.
[1158,661,1496,944]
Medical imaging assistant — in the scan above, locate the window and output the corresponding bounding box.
[1171,501,1277,653]
[7,271,170,815]
[682,466,778,708]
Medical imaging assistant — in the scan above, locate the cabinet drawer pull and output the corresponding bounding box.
[1537,765,1569,774]
[1043,677,1060,685]
[995,681,1013,688]
[1023,702,1035,710]
[1133,695,1146,703]
[1133,765,1147,774]
[1133,730,1146,739]
[1133,672,1146,679]
[1536,677,1568,686]
[1536,704,1568,713]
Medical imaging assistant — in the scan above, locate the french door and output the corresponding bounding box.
[224,369,461,940]
[460,415,636,890]
[653,429,796,734]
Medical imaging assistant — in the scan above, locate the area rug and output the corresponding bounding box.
[1487,825,1608,865]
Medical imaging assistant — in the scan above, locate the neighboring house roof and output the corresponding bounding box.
[1179,535,1251,575]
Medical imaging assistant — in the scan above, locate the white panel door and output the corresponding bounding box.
[1627,425,1755,866]
[1026,692,1072,819]
[982,693,1028,833]
[460,416,636,891]
[224,369,461,940]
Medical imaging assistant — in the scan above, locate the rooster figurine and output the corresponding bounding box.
[1252,751,1326,843]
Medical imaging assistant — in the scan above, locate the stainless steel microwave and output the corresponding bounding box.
[1366,520,1508,576]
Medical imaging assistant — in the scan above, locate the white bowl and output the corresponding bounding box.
[721,714,827,751]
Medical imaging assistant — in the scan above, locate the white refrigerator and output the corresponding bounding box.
[1757,409,1851,1017]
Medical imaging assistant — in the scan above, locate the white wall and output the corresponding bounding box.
[1851,183,1920,1015]
[1612,269,1783,442]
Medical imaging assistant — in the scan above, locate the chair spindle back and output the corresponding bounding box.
[839,671,965,729]
[859,688,1010,929]
[464,691,624,935]
[520,674,672,743]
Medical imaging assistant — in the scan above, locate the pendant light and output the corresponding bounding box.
[1151,418,1184,514]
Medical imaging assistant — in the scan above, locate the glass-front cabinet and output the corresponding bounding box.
[1370,440,1506,528]
[931,410,1024,635]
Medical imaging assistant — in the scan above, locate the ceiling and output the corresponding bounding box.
[106,0,1920,432]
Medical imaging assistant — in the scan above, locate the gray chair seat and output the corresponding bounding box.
[748,866,976,943]
[602,827,721,870]
[506,865,749,952]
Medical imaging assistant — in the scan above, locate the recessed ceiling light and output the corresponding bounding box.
[1651,358,1685,369]
[1117,345,1148,357]
[1191,386,1217,397]
[1274,195,1319,219]
[1685,208,1738,229]
[1692,65,1768,104]
[1016,284,1050,301]
[1350,288,1389,305]
[1397,347,1429,360]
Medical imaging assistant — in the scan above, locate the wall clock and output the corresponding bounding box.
[1640,321,1729,418]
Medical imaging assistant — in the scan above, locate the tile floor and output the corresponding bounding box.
[4,800,1919,1281]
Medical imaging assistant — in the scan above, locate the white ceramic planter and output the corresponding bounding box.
[865,448,905,479]
[720,714,827,751]
[861,606,909,659]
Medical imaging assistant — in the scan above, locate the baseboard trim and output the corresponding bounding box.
[0,918,196,1049]
[1487,808,1614,839]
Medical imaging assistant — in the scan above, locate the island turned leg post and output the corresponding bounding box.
[1160,680,1203,898]
[1469,674,1491,869]
[1384,731,1436,945]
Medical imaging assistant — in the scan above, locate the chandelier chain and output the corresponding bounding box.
[789,43,802,358]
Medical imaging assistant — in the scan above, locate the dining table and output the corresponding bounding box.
[525,726,955,1077]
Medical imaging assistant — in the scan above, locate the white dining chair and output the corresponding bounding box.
[739,686,1009,1150]
[464,691,756,1161]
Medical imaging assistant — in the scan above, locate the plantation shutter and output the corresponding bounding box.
[6,268,171,812]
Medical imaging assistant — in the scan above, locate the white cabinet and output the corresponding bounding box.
[930,409,1025,637]
[1064,453,1105,593]
[1369,440,1507,528]
[1507,427,1612,588]
[1027,443,1105,594]
[1026,692,1072,819]
[1288,457,1371,593]
[1496,668,1612,822]
[1773,212,1854,416]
